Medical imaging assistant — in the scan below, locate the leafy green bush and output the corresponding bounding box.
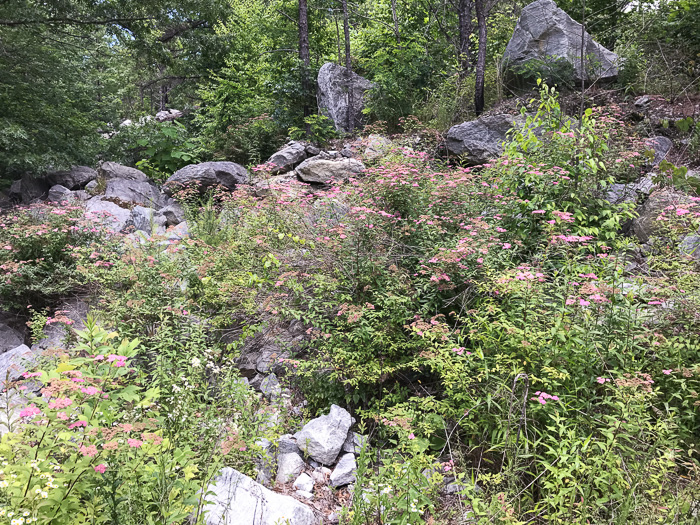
[503,55,576,91]
[288,114,338,146]
[134,121,201,182]
[214,114,285,167]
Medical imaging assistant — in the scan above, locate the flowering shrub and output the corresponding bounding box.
[182,84,699,523]
[0,318,206,524]
[4,85,697,524]
[0,202,110,310]
[0,313,276,525]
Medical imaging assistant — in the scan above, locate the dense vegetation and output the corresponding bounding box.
[2,0,699,178]
[0,0,699,524]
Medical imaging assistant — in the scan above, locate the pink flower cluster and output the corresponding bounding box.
[531,391,559,405]
[48,397,73,409]
[19,404,42,418]
[95,354,129,367]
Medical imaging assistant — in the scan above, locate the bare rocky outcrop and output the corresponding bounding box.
[317,63,374,133]
[503,0,618,86]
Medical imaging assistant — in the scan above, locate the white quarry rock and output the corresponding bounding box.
[293,404,353,465]
[276,452,306,484]
[329,453,357,487]
[202,467,316,525]
[293,473,314,493]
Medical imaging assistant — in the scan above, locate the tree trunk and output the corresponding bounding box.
[458,0,473,78]
[474,0,487,115]
[390,0,401,45]
[299,0,311,134]
[335,15,342,65]
[341,0,354,133]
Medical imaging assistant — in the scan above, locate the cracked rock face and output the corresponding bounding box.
[503,0,618,85]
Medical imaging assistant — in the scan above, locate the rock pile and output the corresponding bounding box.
[204,405,366,524]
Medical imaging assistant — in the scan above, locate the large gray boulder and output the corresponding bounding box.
[605,176,656,205]
[329,452,357,487]
[503,0,618,86]
[47,185,75,203]
[0,345,35,387]
[8,175,50,204]
[632,188,696,243]
[294,404,353,465]
[163,162,249,196]
[276,452,306,484]
[130,206,167,235]
[295,157,366,184]
[202,468,316,525]
[318,62,374,133]
[98,162,150,182]
[0,320,24,354]
[47,166,97,190]
[446,114,525,164]
[267,142,307,175]
[160,203,185,226]
[104,179,165,208]
[84,197,132,233]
